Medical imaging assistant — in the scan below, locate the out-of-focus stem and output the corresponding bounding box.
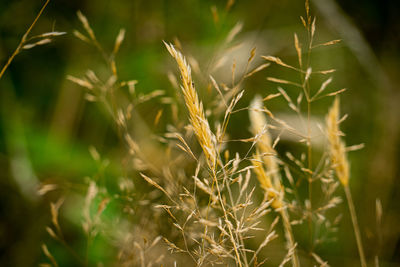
[212,170,244,267]
[344,185,367,267]
[280,208,300,267]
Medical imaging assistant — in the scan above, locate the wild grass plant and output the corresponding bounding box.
[1,0,377,266]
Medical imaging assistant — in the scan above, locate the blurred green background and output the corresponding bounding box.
[0,0,399,266]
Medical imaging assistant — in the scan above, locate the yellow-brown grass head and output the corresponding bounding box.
[252,153,283,209]
[326,97,349,186]
[164,42,217,169]
[249,96,283,208]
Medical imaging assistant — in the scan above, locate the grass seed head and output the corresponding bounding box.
[249,96,282,186]
[164,42,217,169]
[326,97,349,186]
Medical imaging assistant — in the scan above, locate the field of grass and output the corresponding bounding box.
[1,0,400,266]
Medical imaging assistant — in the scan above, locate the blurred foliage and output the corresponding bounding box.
[0,0,399,266]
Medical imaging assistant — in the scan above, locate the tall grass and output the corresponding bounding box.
[36,1,371,266]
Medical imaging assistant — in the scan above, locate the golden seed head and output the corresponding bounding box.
[165,42,216,169]
[249,96,283,208]
[249,96,281,186]
[252,154,282,209]
[326,97,349,186]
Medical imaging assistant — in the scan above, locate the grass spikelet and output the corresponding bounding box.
[313,39,341,49]
[226,22,243,43]
[112,28,126,55]
[67,75,94,89]
[22,38,52,49]
[154,109,163,126]
[164,42,216,169]
[140,173,173,202]
[267,77,302,87]
[262,55,299,71]
[294,33,302,68]
[77,11,96,41]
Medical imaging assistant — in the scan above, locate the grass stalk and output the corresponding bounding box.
[212,170,244,267]
[344,185,367,267]
[280,208,300,267]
